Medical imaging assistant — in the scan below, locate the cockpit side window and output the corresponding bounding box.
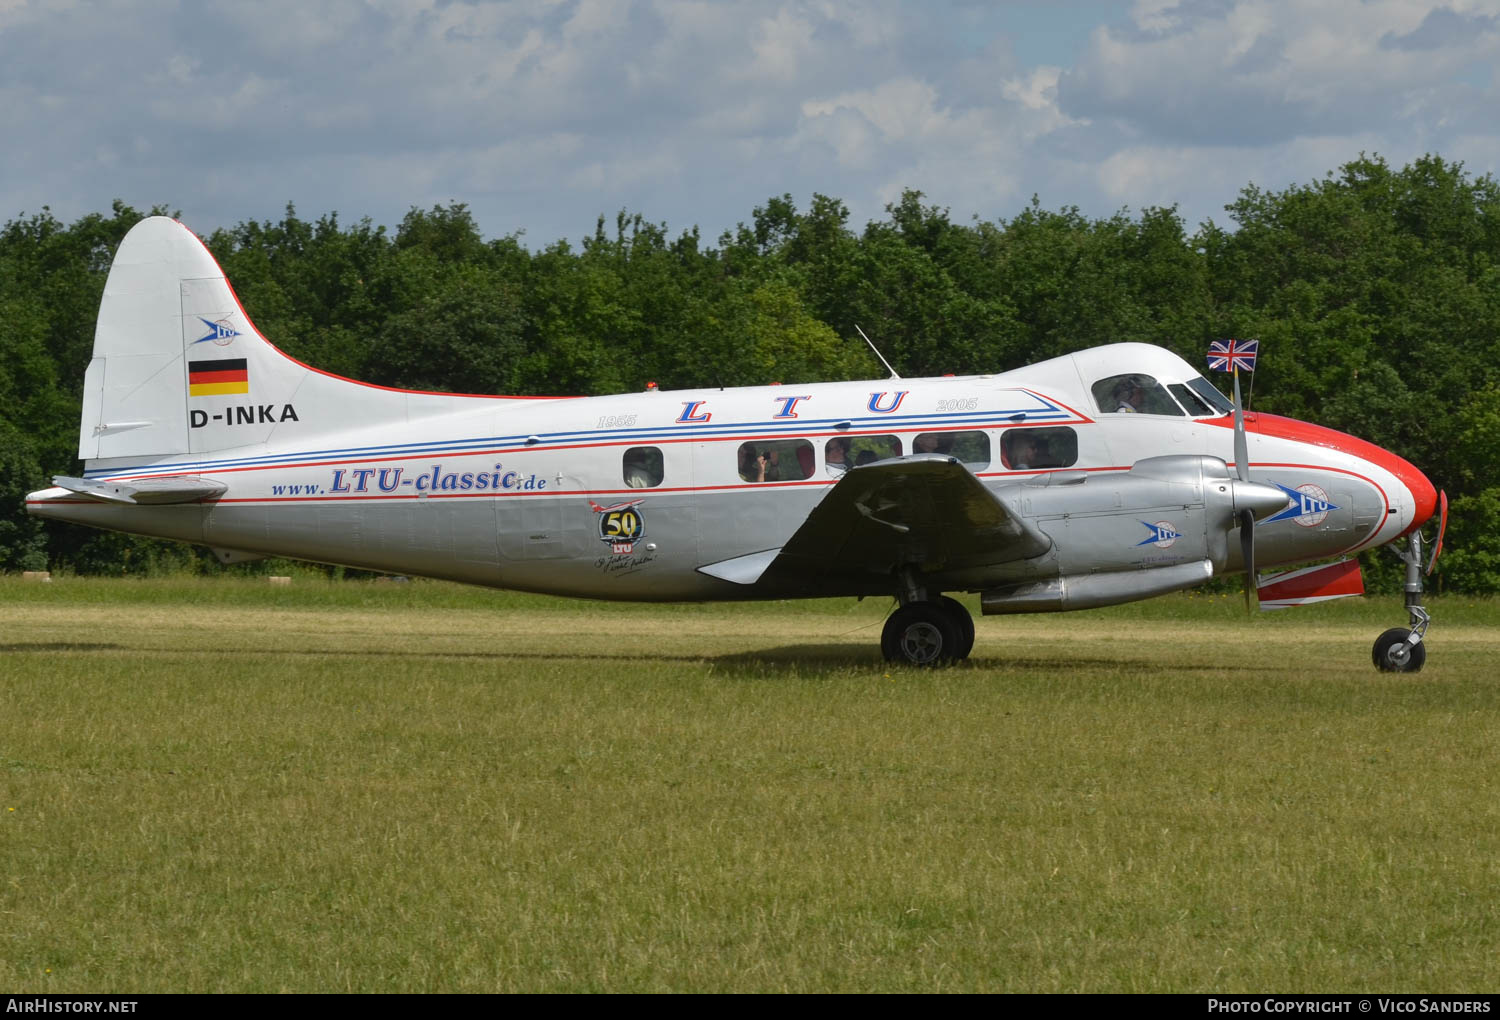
[1169,383,1215,417]
[1186,376,1234,415]
[1091,374,1184,416]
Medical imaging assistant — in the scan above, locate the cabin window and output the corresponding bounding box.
[738,439,815,482]
[913,430,990,470]
[1002,427,1077,469]
[1091,374,1184,416]
[622,446,663,488]
[825,434,901,476]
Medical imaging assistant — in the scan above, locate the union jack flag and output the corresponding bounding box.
[1208,338,1258,372]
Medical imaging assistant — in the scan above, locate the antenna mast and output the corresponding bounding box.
[855,325,900,380]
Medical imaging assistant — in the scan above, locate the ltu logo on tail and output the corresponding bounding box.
[192,317,241,346]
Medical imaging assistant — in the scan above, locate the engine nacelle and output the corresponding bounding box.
[975,455,1287,608]
[980,559,1213,614]
[1006,455,1249,574]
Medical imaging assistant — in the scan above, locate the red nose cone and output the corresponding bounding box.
[1400,460,1439,534]
[1218,413,1438,534]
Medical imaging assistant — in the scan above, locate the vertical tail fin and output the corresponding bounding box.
[80,216,330,462]
[79,216,525,471]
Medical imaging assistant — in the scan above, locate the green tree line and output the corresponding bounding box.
[2,155,1496,590]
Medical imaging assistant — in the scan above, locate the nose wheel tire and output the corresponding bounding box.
[882,603,962,666]
[1373,628,1426,673]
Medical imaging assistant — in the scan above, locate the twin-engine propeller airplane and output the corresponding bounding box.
[26,217,1446,669]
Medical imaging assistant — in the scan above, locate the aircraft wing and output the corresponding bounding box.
[704,456,1052,591]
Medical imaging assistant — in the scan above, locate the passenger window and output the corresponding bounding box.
[849,434,901,468]
[738,439,814,482]
[913,430,990,470]
[622,446,663,488]
[1091,374,1184,416]
[1002,427,1077,469]
[823,435,901,475]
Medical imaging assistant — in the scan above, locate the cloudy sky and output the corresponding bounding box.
[3,0,1498,247]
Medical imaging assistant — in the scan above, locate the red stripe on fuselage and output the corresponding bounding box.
[1204,412,1435,536]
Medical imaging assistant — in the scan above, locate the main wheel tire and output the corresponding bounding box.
[937,595,976,660]
[1372,627,1426,673]
[881,603,961,666]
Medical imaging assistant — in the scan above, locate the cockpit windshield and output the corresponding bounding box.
[1091,369,1235,418]
[1184,375,1234,416]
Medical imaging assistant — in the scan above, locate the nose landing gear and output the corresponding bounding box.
[1374,530,1431,673]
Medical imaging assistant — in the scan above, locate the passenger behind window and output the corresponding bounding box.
[1004,427,1077,469]
[1007,433,1039,469]
[623,446,663,488]
[740,439,815,482]
[825,437,852,477]
[849,435,902,465]
[915,430,990,469]
[739,445,771,482]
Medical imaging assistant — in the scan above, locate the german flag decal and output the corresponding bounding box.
[188,358,249,396]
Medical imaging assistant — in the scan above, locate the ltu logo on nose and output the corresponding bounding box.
[1266,483,1337,527]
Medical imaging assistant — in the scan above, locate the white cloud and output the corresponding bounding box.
[0,0,1497,247]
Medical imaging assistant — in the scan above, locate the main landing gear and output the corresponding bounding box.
[1373,530,1430,673]
[881,579,975,666]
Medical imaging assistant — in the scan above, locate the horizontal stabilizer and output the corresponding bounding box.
[51,474,226,506]
[1257,559,1363,610]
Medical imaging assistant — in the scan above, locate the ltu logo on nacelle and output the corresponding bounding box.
[1267,483,1338,527]
[1137,521,1182,548]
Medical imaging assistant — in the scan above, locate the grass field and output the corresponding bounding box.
[2,575,1497,993]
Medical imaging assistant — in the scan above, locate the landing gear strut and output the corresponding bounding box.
[880,579,975,666]
[1374,531,1429,673]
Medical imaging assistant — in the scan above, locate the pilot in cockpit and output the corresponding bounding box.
[1113,376,1146,413]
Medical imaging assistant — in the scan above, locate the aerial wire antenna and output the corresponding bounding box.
[855,324,901,380]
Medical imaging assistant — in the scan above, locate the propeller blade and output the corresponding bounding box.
[1240,507,1256,611]
[1232,368,1249,484]
[1230,367,1257,610]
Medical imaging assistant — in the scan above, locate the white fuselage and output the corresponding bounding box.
[28,344,1435,603]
